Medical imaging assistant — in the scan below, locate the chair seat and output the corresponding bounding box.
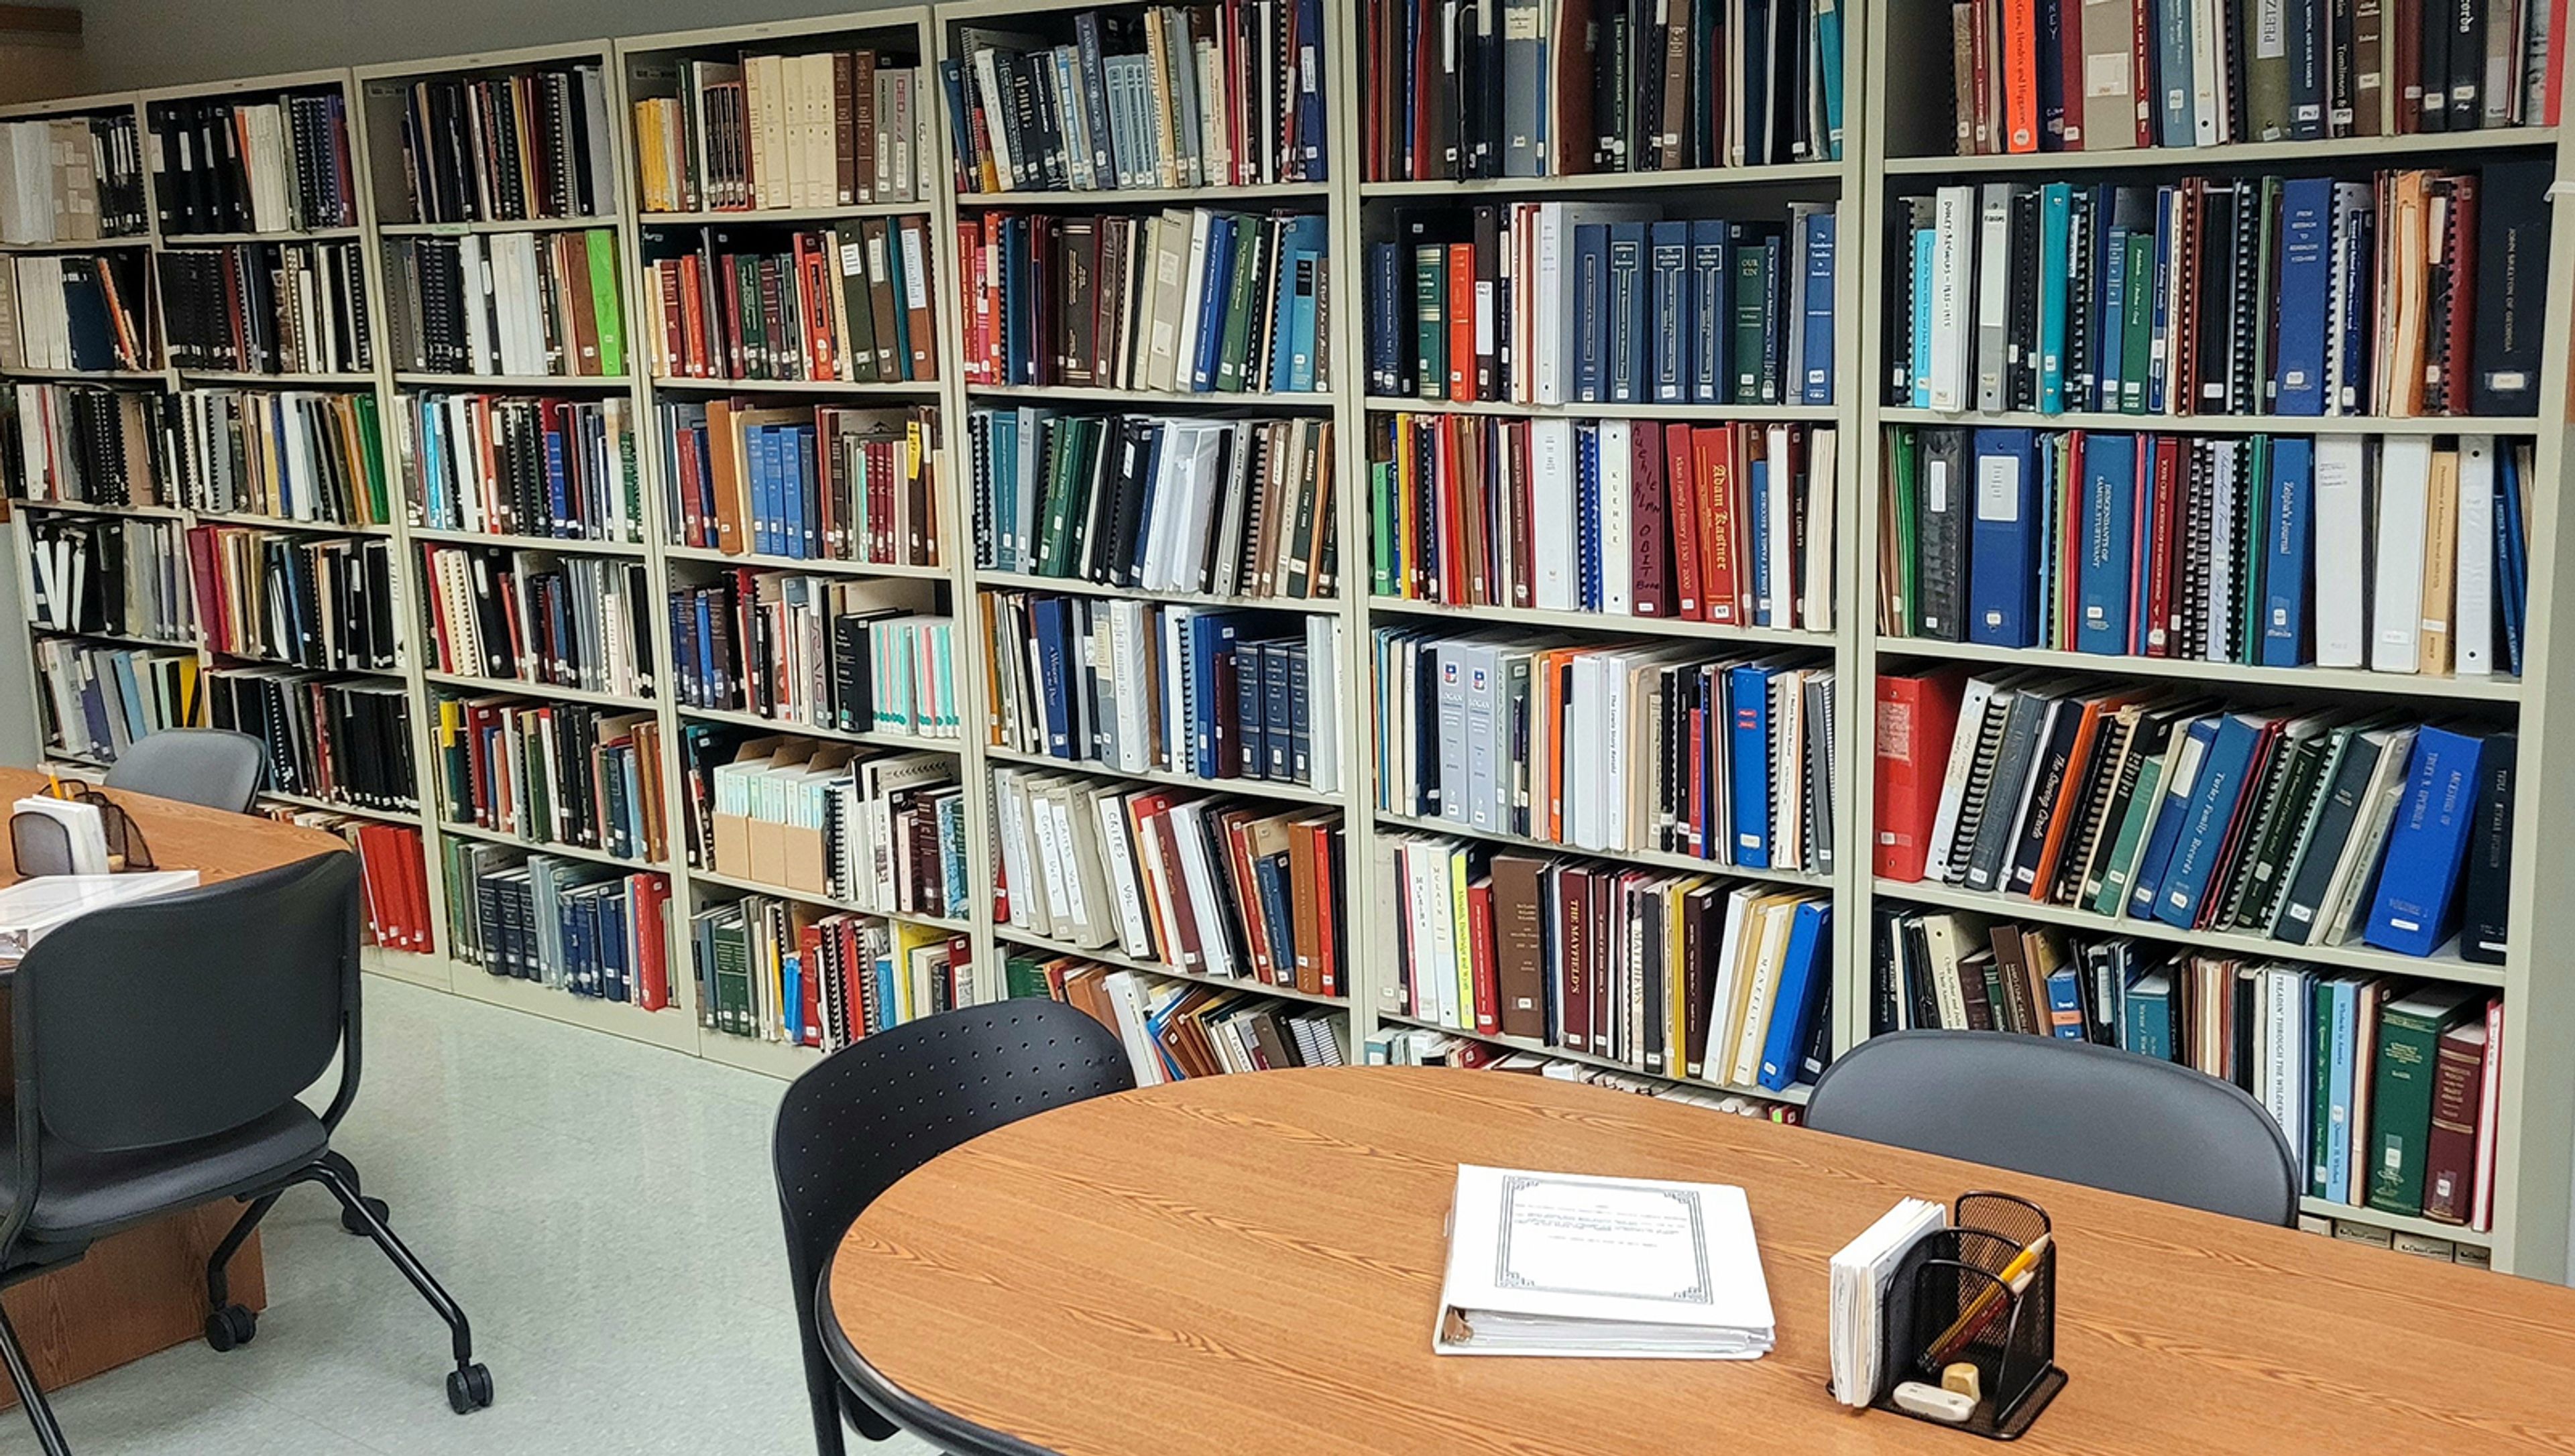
[0,1104,328,1244]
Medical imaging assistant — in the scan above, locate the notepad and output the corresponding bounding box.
[0,871,201,967]
[1434,1164,1776,1359]
[1828,1197,1949,1406]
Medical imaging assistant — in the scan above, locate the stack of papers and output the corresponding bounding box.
[1434,1164,1776,1359]
[13,794,111,873]
[0,871,202,967]
[1829,1197,1949,1405]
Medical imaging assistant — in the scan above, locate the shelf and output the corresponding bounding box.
[207,647,406,679]
[1877,406,2545,436]
[435,818,670,873]
[1873,878,2508,987]
[2298,1197,2493,1248]
[30,623,196,651]
[192,510,396,536]
[660,543,954,581]
[695,1032,825,1080]
[1374,810,1836,890]
[259,789,425,823]
[1361,160,1847,196]
[638,200,931,225]
[995,926,1352,1008]
[359,944,453,992]
[175,369,378,387]
[1872,638,2525,704]
[976,570,1340,613]
[954,181,1332,208]
[10,497,188,520]
[0,235,154,253]
[1370,596,1835,648]
[1375,1012,1811,1105]
[675,703,962,754]
[160,225,365,244]
[966,383,1335,410]
[377,215,618,236]
[393,372,634,389]
[1884,127,2561,176]
[985,745,1346,810]
[408,525,650,555]
[686,866,973,933]
[648,374,940,396]
[0,365,164,382]
[1364,396,1837,422]
[447,967,701,1054]
[420,670,656,708]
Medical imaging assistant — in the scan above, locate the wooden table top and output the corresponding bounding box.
[0,766,345,889]
[829,1065,2575,1456]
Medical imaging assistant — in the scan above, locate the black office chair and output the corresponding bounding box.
[101,727,266,813]
[0,852,492,1456]
[1803,1029,2299,1225]
[775,999,1133,1456]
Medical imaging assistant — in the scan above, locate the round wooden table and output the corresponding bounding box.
[824,1065,2575,1456]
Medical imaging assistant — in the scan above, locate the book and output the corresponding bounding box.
[148,89,358,235]
[0,115,149,243]
[660,400,939,566]
[640,217,941,383]
[382,231,627,379]
[190,526,400,674]
[30,640,201,762]
[419,543,653,698]
[431,692,669,863]
[402,393,638,543]
[25,511,195,644]
[632,47,930,212]
[173,387,392,527]
[1035,959,1350,1079]
[669,568,956,741]
[209,669,418,811]
[157,239,371,375]
[399,62,617,223]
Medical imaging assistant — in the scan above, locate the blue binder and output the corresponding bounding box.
[2273,178,2332,415]
[2152,715,2267,929]
[2364,727,2488,957]
[1649,220,1694,404]
[1727,662,1775,869]
[2037,184,2073,412]
[1689,220,1729,404]
[1968,428,2041,647]
[1758,902,1832,1089]
[2077,432,2138,655]
[2128,717,2220,920]
[2262,438,2314,666]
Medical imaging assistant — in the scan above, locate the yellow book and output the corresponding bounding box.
[2418,446,2459,675]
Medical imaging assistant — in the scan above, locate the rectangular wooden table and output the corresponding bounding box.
[0,768,347,1407]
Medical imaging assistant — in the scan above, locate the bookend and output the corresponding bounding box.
[1869,1191,2066,1441]
[10,790,155,878]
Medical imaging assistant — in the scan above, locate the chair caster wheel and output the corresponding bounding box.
[447,1362,494,1413]
[204,1304,256,1351]
[341,1196,389,1234]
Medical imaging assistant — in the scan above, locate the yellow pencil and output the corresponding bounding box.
[44,770,64,799]
[1925,1232,2051,1368]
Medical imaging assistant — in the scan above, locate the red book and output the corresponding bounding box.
[2127,0,2158,145]
[1665,424,1704,620]
[1874,666,1969,882]
[2421,1011,2490,1225]
[1557,866,1591,1052]
[798,918,825,1046]
[2146,436,2182,655]
[1629,420,1668,615]
[1508,422,1538,608]
[184,526,226,650]
[1468,876,1498,1034]
[1310,819,1340,997]
[2553,0,2570,126]
[635,874,671,1011]
[1697,426,1739,623]
[2003,0,2040,151]
[1446,241,1477,402]
[2058,0,2089,148]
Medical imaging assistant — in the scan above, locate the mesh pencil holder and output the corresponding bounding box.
[9,790,156,878]
[1869,1191,2067,1440]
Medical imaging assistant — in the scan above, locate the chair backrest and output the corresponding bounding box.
[1802,1030,2298,1226]
[102,728,266,813]
[774,999,1133,1455]
[15,851,358,1155]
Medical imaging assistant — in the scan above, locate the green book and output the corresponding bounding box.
[352,392,388,524]
[737,254,766,379]
[1731,240,1769,404]
[1413,244,1445,400]
[1371,459,1396,597]
[2121,234,2153,412]
[584,228,624,377]
[712,912,754,1037]
[1003,954,1049,1001]
[1037,420,1084,577]
[1212,217,1263,393]
[1888,429,1918,633]
[2238,434,2269,663]
[2091,755,2166,916]
[2309,979,2338,1199]
[518,715,552,841]
[2367,987,2483,1215]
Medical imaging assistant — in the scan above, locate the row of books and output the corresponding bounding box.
[1943,0,2561,155]
[1880,428,2531,678]
[1869,904,2502,1229]
[985,593,1346,792]
[0,115,149,243]
[636,49,931,213]
[945,3,1328,194]
[394,64,618,225]
[449,843,675,1008]
[1381,833,1833,1091]
[158,240,374,376]
[1040,964,1350,1084]
[25,513,193,644]
[173,388,392,526]
[7,385,163,505]
[272,809,433,955]
[958,208,1328,392]
[34,640,201,764]
[398,393,642,544]
[190,526,399,674]
[668,570,956,741]
[1371,416,1835,630]
[659,400,939,564]
[969,408,1336,599]
[1875,668,2517,963]
[1361,0,1846,180]
[993,768,1346,995]
[1371,203,1837,407]
[419,544,654,699]
[206,668,418,812]
[1375,631,1840,874]
[2,253,152,372]
[638,217,939,383]
[680,731,968,921]
[690,896,966,1045]
[1892,165,2548,420]
[381,230,628,379]
[431,694,670,865]
[148,92,359,236]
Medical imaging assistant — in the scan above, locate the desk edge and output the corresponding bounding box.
[819,1270,1063,1456]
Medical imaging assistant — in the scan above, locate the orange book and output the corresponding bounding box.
[2026,699,2108,898]
[2003,0,2041,151]
[1446,241,1476,402]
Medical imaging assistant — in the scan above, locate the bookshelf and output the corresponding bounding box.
[0,0,2565,1277]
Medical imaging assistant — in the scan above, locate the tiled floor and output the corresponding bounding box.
[1,977,936,1455]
